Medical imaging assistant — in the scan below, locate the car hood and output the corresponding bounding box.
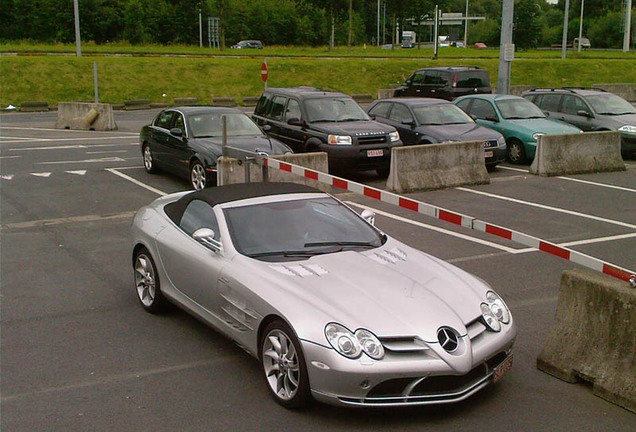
[417,123,502,142]
[310,120,395,136]
[506,118,581,135]
[249,242,487,343]
[602,112,636,127]
[193,135,290,156]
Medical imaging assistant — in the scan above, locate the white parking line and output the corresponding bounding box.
[38,157,126,164]
[105,168,167,196]
[456,187,636,230]
[555,176,636,193]
[498,165,636,193]
[3,137,138,145]
[0,126,139,135]
[345,201,531,254]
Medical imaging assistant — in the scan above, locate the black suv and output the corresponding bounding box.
[252,87,402,175]
[393,67,491,101]
[522,88,636,157]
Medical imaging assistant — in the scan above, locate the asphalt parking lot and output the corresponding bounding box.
[1,109,635,431]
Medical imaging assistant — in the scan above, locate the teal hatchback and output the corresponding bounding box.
[454,94,582,164]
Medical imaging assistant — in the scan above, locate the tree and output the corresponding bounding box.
[514,0,543,49]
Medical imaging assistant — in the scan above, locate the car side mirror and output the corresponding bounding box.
[485,116,498,123]
[261,124,272,132]
[577,110,592,118]
[192,228,221,251]
[401,119,416,127]
[361,209,376,226]
[287,117,304,126]
[368,113,376,120]
[470,114,477,121]
[170,127,184,137]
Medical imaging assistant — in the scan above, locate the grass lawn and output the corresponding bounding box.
[1,42,634,106]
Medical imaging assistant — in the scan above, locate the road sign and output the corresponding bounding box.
[261,60,268,83]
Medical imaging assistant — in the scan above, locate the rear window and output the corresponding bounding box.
[455,71,490,88]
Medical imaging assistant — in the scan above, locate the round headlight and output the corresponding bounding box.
[486,291,510,324]
[532,133,544,141]
[389,131,400,142]
[481,303,501,332]
[325,323,361,358]
[355,329,384,360]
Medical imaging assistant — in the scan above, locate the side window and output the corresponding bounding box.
[470,99,497,121]
[539,94,561,112]
[154,111,173,129]
[561,95,588,115]
[411,72,425,85]
[424,71,439,85]
[368,102,392,119]
[455,99,471,113]
[254,94,271,116]
[173,113,185,133]
[437,72,450,86]
[388,104,413,123]
[269,96,286,120]
[284,99,301,121]
[180,200,220,239]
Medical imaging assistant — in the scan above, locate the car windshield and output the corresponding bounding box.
[305,97,369,122]
[188,113,264,138]
[412,103,473,125]
[495,99,546,119]
[584,93,636,115]
[223,196,384,261]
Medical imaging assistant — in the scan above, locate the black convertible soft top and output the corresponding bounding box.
[164,182,322,224]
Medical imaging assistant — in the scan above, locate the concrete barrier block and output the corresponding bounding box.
[124,99,151,110]
[217,152,334,193]
[20,101,49,112]
[591,83,635,102]
[529,131,625,176]
[386,141,489,193]
[377,89,395,99]
[509,85,535,96]
[55,102,118,131]
[241,96,260,107]
[537,268,636,413]
[173,97,198,106]
[351,93,373,104]
[211,97,237,107]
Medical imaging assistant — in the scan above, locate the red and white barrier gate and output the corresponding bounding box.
[262,157,636,284]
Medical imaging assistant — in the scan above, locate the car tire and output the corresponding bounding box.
[142,144,158,173]
[190,160,207,190]
[506,139,526,164]
[134,248,169,314]
[260,319,311,409]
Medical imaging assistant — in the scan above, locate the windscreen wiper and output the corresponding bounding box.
[304,241,377,249]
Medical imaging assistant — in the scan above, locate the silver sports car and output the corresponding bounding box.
[131,182,516,408]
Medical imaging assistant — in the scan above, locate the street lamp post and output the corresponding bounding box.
[561,0,570,59]
[464,0,469,47]
[73,0,81,57]
[578,0,584,52]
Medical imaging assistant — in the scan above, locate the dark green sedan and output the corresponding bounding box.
[140,107,292,189]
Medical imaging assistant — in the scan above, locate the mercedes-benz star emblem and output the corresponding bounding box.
[437,327,459,353]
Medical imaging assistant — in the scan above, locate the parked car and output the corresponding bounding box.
[572,37,591,49]
[473,42,488,49]
[252,87,402,176]
[454,94,582,164]
[230,40,263,49]
[393,67,491,101]
[131,181,517,408]
[139,107,291,190]
[367,98,506,170]
[522,88,636,158]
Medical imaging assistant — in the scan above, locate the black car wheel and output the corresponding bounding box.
[134,248,168,314]
[260,320,311,409]
[143,144,158,173]
[190,160,207,190]
[506,139,526,164]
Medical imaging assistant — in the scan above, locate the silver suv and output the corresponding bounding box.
[522,88,636,158]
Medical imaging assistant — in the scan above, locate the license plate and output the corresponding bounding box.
[485,151,494,158]
[493,355,513,383]
[367,149,383,157]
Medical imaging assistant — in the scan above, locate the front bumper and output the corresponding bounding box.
[485,144,507,166]
[620,132,636,157]
[319,140,403,172]
[301,320,516,407]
